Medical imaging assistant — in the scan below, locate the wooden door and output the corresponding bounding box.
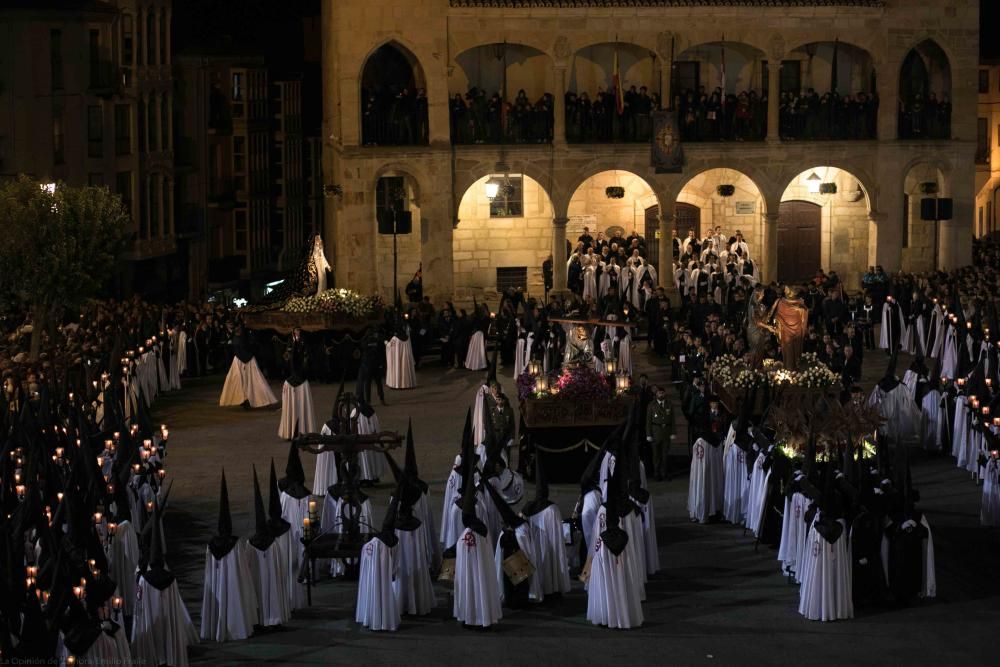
[777,200,821,284]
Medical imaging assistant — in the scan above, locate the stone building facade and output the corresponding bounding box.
[321,0,979,304]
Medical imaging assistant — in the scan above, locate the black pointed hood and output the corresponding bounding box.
[879,348,900,392]
[599,459,629,557]
[627,406,650,506]
[280,442,310,499]
[268,459,291,538]
[140,499,174,590]
[456,408,475,498]
[249,465,275,551]
[460,482,488,537]
[404,419,428,494]
[483,476,525,528]
[376,492,400,547]
[209,469,239,560]
[521,453,554,517]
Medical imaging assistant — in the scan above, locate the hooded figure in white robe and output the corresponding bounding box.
[278,446,312,610]
[798,514,853,621]
[521,456,571,596]
[722,423,749,524]
[321,478,375,578]
[59,599,133,667]
[384,453,436,615]
[355,496,401,631]
[131,501,198,667]
[920,379,946,451]
[246,466,291,628]
[577,437,609,555]
[879,298,905,352]
[278,333,316,440]
[483,480,543,605]
[219,327,277,408]
[688,436,725,524]
[386,330,418,389]
[200,469,258,642]
[586,458,643,629]
[867,352,921,446]
[400,419,442,570]
[452,470,503,627]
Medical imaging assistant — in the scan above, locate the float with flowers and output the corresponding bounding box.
[243,287,385,334]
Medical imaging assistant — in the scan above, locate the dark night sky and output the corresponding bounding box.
[983,0,1000,61]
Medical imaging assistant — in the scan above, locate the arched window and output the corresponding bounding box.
[898,40,951,139]
[360,43,427,146]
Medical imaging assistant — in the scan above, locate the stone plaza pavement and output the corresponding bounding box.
[152,352,999,666]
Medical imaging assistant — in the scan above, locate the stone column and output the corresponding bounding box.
[164,8,171,65]
[166,91,173,151]
[153,91,162,153]
[158,175,166,238]
[867,210,903,272]
[658,213,671,283]
[552,216,568,291]
[144,173,152,239]
[763,212,779,283]
[552,66,567,148]
[767,61,780,142]
[151,9,159,67]
[136,7,143,67]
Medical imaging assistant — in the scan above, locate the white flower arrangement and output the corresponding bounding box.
[281,288,384,319]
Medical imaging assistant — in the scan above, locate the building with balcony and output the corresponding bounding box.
[976,62,1000,237]
[321,0,979,303]
[0,0,178,297]
[174,53,272,296]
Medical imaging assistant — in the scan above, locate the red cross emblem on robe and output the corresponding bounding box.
[463,532,477,549]
[695,443,705,460]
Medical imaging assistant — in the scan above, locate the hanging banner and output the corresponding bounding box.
[651,110,683,173]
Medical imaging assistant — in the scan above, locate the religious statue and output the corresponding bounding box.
[769,286,809,370]
[745,286,771,368]
[562,323,594,367]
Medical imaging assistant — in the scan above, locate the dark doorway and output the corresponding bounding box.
[777,200,821,284]
[645,202,700,262]
[360,43,428,146]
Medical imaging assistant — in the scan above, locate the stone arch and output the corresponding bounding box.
[454,158,558,219]
[360,40,429,146]
[897,38,952,139]
[567,41,660,101]
[779,165,873,290]
[784,39,876,96]
[672,39,769,97]
[452,42,555,102]
[450,33,553,62]
[453,173,556,303]
[674,167,768,254]
[902,160,949,272]
[560,160,663,219]
[777,160,874,213]
[371,168,425,298]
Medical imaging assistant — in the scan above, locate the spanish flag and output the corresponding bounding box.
[613,48,624,115]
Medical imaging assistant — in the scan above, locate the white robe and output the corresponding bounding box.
[495,522,544,602]
[279,492,311,609]
[868,383,921,445]
[385,337,417,389]
[59,625,132,666]
[471,385,489,448]
[981,457,1000,527]
[745,451,771,536]
[453,527,503,627]
[722,427,748,525]
[355,414,386,482]
[688,438,724,523]
[440,465,463,549]
[278,381,316,439]
[921,389,946,451]
[414,493,442,570]
[356,537,400,631]
[778,491,809,577]
[798,519,853,622]
[109,520,139,618]
[464,331,488,371]
[393,527,436,615]
[527,504,571,596]
[580,489,602,554]
[247,542,291,626]
[941,327,959,380]
[586,506,643,629]
[219,357,277,408]
[199,542,258,642]
[321,495,374,577]
[131,577,198,667]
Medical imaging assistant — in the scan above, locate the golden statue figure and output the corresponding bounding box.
[768,286,809,370]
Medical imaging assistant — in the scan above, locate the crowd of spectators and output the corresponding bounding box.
[779,89,879,140]
[565,85,660,143]
[361,86,430,146]
[675,88,766,142]
[450,88,554,144]
[898,91,952,140]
